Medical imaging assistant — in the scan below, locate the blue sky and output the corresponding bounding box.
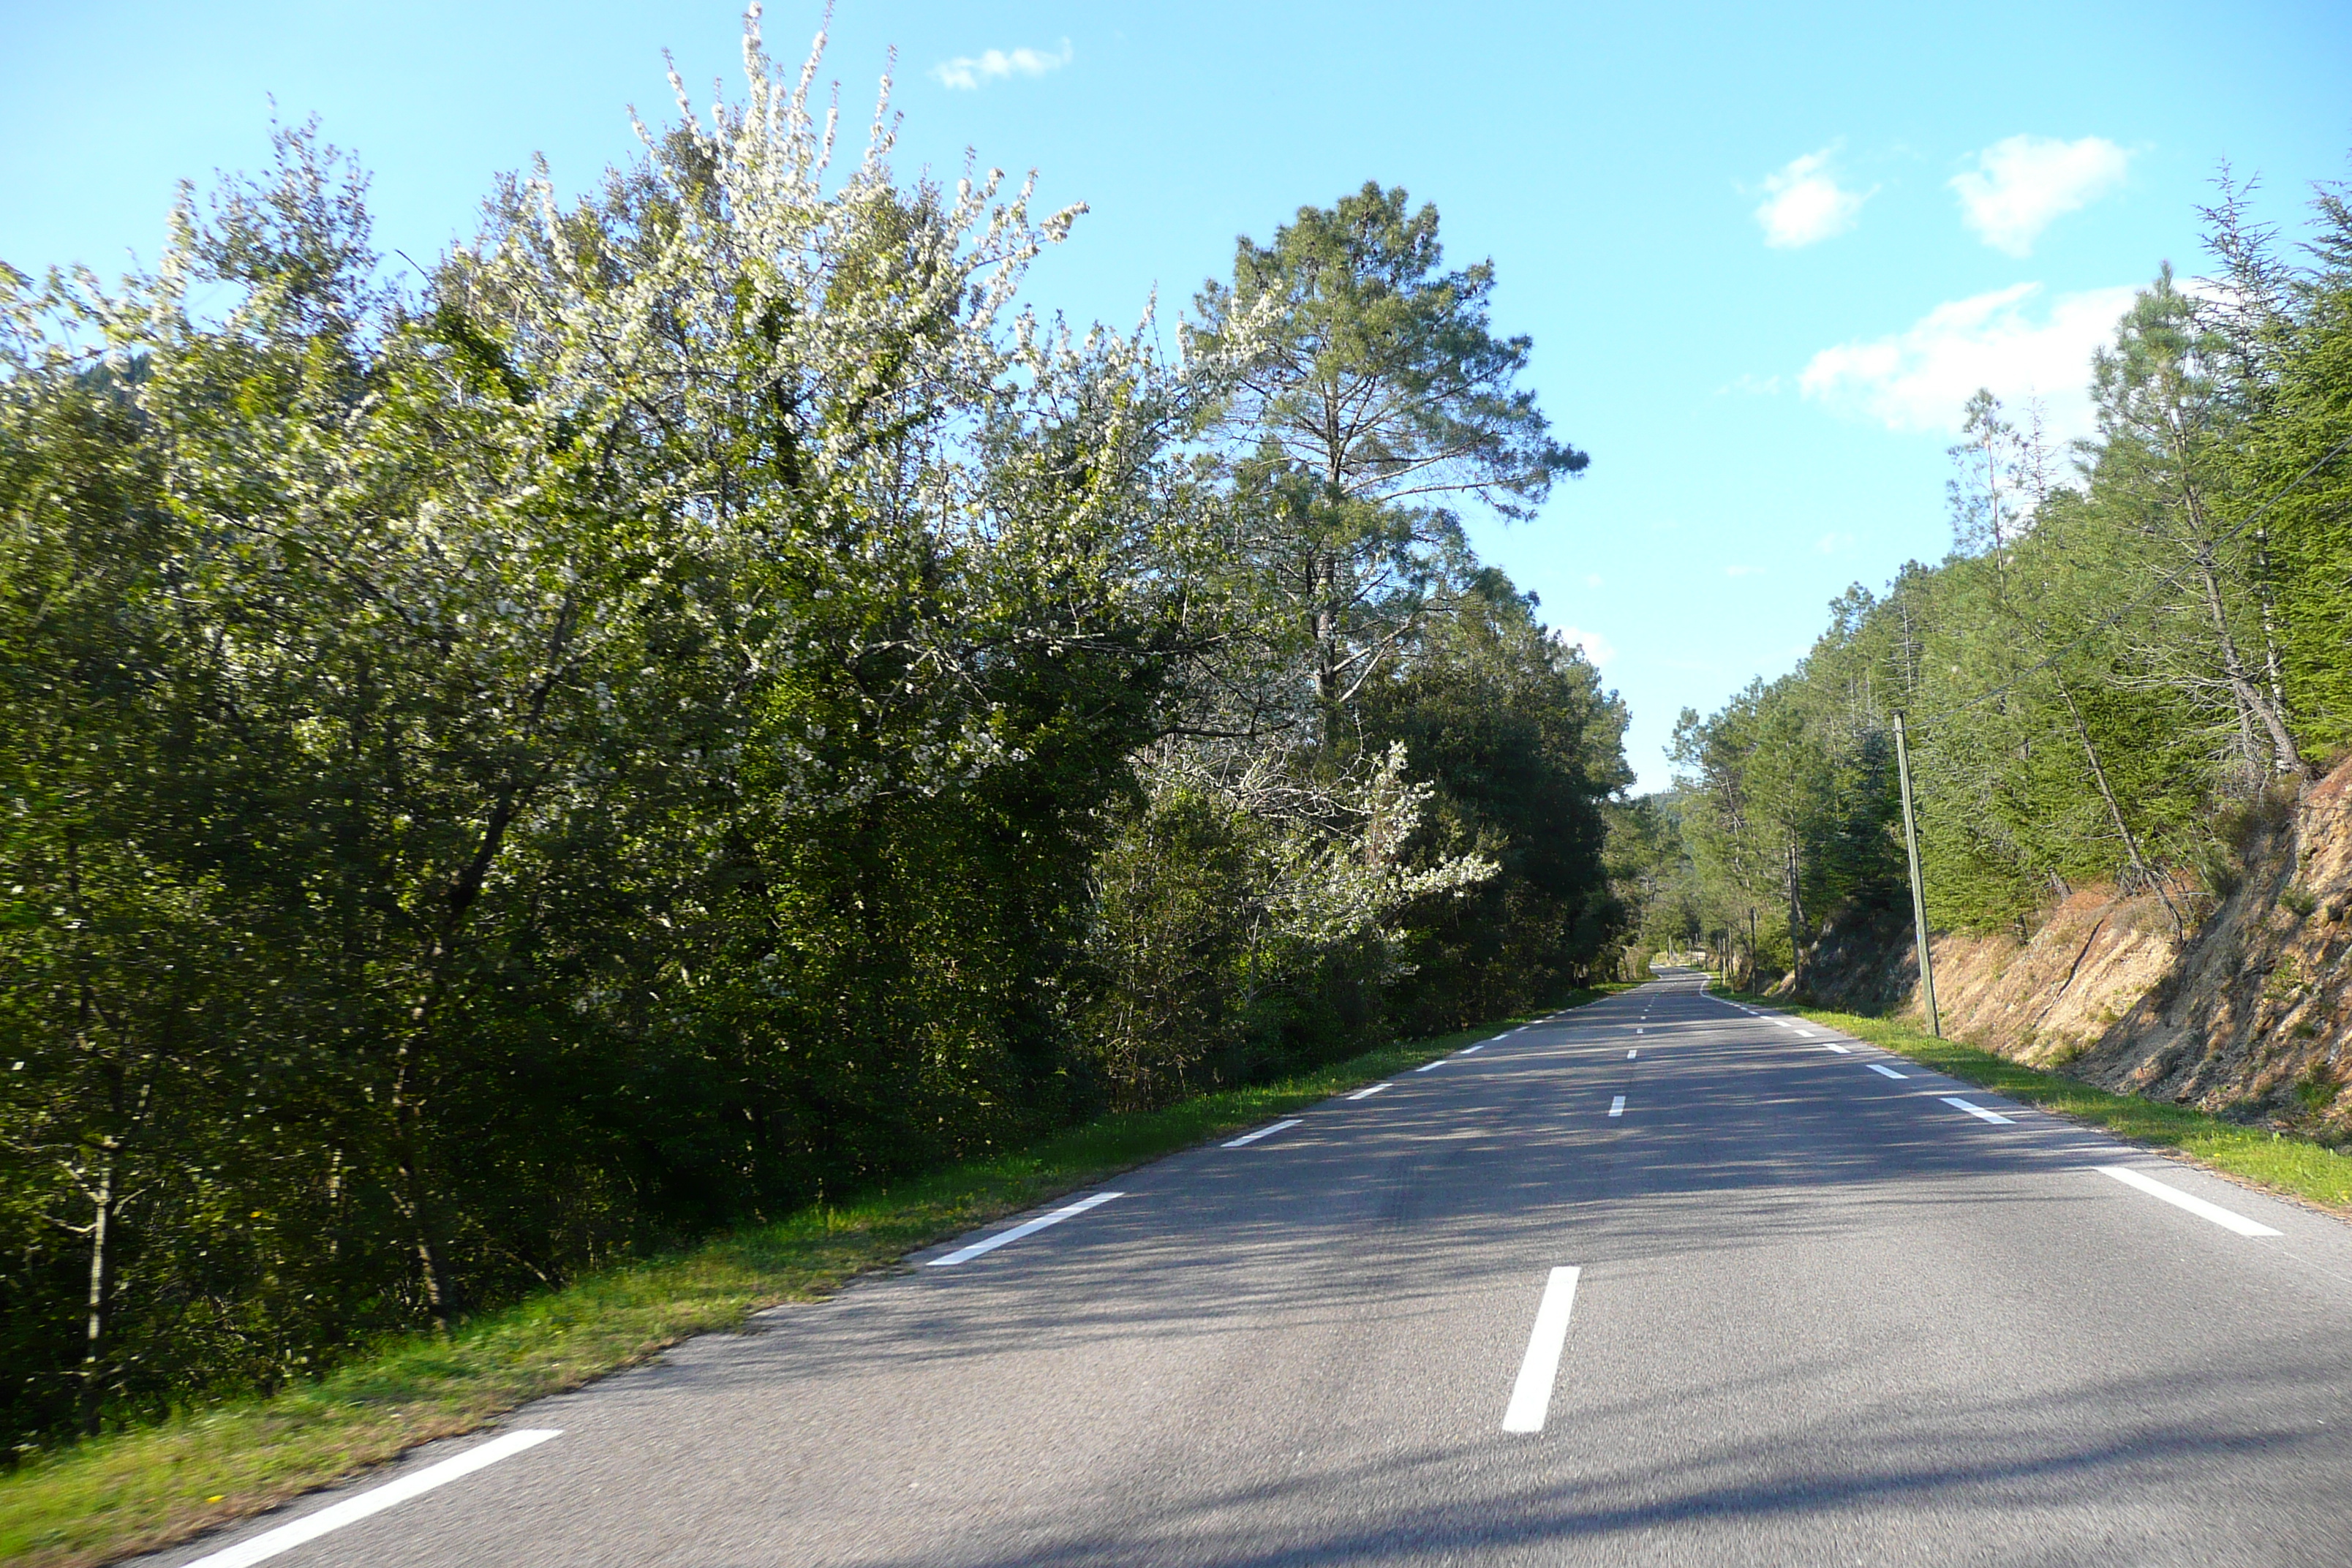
[5,1,2348,789]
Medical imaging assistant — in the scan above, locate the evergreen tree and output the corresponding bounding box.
[1188,182,1586,741]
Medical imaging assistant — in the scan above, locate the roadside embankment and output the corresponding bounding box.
[1752,1000,2352,1214]
[1799,891,2181,1072]
[1795,754,2352,1142]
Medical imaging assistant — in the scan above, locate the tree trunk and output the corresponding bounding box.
[2172,437,2302,776]
[2054,678,2181,930]
[2255,526,2291,730]
[78,1150,118,1437]
[1308,543,1341,747]
[2195,558,2303,774]
[1784,837,1806,992]
[388,772,538,1336]
[388,1041,454,1338]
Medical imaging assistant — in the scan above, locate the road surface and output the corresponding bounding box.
[147,971,2352,1567]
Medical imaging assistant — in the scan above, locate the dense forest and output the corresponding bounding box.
[0,28,1630,1450]
[1618,173,2352,992]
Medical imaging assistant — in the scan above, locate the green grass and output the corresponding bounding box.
[1732,992,2352,1213]
[0,995,1615,1568]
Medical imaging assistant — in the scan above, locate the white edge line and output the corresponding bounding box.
[2097,1164,2282,1237]
[1462,1044,1485,1054]
[1414,1059,1446,1072]
[1607,1095,1627,1117]
[1502,1265,1582,1432]
[182,1429,563,1568]
[1940,1096,2013,1125]
[1222,1118,1302,1148]
[928,1191,1123,1266]
[1346,1081,1394,1100]
[1823,1044,1852,1054]
[1868,1063,1906,1079]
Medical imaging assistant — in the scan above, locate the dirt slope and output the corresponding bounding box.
[1798,755,2352,1136]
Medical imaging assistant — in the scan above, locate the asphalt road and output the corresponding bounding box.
[148,972,2352,1567]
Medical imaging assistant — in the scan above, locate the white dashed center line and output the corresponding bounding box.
[1502,1267,1582,1433]
[1608,1095,1627,1117]
[1627,1049,1637,1059]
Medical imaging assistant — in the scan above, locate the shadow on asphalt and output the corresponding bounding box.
[833,1368,2325,1566]
[655,1002,2174,1384]
[560,984,2352,1566]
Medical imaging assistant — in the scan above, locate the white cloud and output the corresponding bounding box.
[1798,281,2138,440]
[1555,625,1616,668]
[1754,147,1872,249]
[932,39,1073,91]
[1815,531,1853,554]
[1950,135,2130,257]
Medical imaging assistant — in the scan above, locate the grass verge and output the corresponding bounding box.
[0,993,1614,1568]
[1734,991,2352,1213]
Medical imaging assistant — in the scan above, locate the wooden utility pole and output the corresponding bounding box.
[1892,711,1941,1038]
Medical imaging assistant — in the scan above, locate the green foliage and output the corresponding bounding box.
[2260,185,2352,758]
[1360,576,1631,1028]
[1186,181,1586,736]
[1655,170,2352,978]
[1666,622,1901,985]
[0,23,1625,1463]
[1077,743,1494,1107]
[1192,181,1586,519]
[1063,182,1615,1107]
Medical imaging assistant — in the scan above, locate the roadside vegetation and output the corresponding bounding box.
[0,1000,1618,1568]
[0,12,1631,1481]
[1610,172,2352,987]
[1741,993,2352,1211]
